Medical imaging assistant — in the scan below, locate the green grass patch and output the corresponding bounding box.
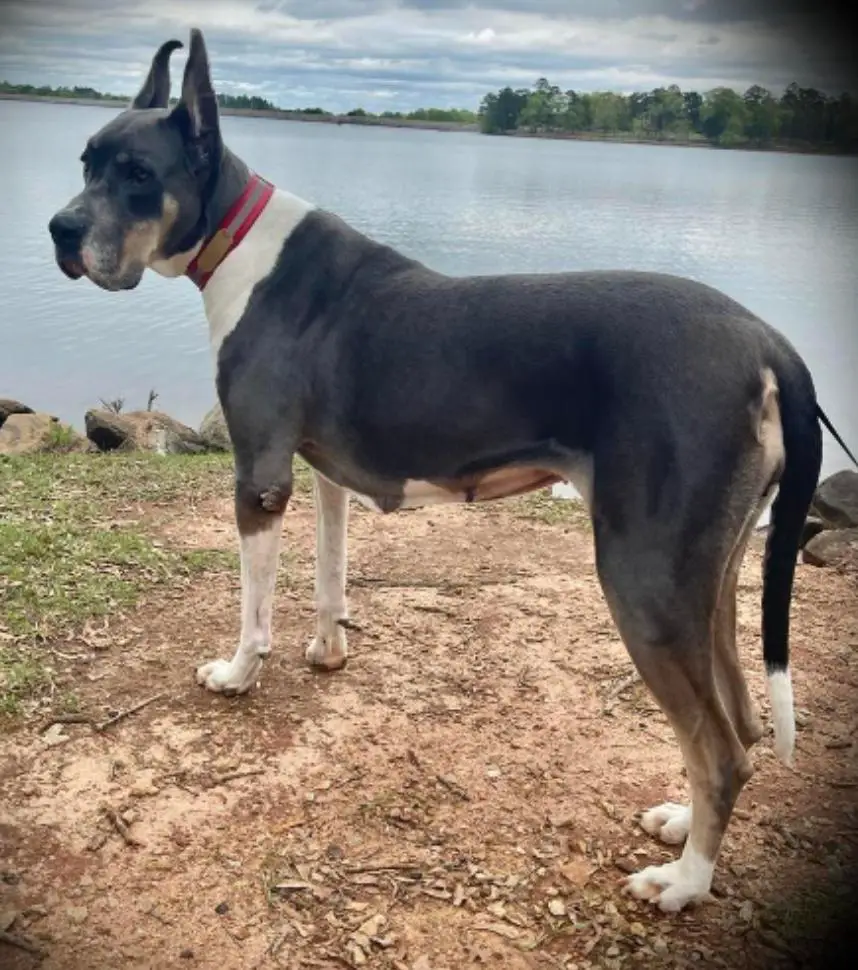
[0,451,245,715]
[508,489,591,528]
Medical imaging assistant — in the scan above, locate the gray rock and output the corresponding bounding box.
[802,527,858,569]
[85,409,208,455]
[199,401,231,451]
[0,398,33,428]
[812,470,858,529]
[800,516,826,549]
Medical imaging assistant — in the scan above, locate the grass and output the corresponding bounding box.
[0,451,240,715]
[509,489,591,528]
[0,450,584,714]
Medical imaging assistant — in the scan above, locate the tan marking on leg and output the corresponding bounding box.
[714,534,764,749]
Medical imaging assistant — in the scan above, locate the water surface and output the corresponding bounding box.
[1,99,856,477]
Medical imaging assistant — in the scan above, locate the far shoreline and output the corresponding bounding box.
[2,91,854,157]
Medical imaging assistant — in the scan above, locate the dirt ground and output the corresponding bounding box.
[1,489,857,970]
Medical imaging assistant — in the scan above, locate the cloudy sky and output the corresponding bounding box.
[0,1,851,113]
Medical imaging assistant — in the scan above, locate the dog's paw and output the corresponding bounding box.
[622,854,714,913]
[196,656,263,695]
[640,802,691,845]
[306,624,348,670]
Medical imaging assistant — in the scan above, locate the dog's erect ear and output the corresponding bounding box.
[176,29,220,141]
[130,39,183,110]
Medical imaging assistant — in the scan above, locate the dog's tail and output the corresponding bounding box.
[761,372,823,766]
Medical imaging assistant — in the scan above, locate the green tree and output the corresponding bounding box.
[743,85,780,143]
[479,86,528,133]
[683,91,703,131]
[518,78,566,131]
[588,92,631,132]
[700,87,748,144]
[561,90,592,130]
[645,85,687,135]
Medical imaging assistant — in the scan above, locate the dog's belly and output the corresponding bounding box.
[300,442,591,515]
[368,467,563,512]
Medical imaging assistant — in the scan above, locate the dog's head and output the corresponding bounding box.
[48,29,222,291]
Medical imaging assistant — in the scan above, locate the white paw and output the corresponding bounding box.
[306,624,348,670]
[640,802,691,845]
[196,655,263,695]
[623,851,714,913]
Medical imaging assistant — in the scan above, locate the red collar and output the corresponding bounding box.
[185,173,275,291]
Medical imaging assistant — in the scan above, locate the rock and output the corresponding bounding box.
[802,528,858,570]
[199,401,231,451]
[0,412,87,455]
[547,898,567,917]
[800,516,826,548]
[0,398,33,428]
[813,470,858,528]
[0,909,16,932]
[65,905,89,925]
[85,409,208,455]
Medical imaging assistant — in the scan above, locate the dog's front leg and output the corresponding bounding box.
[306,472,350,670]
[196,477,289,694]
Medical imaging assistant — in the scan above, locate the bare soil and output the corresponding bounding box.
[1,490,857,970]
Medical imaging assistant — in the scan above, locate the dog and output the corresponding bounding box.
[48,29,856,913]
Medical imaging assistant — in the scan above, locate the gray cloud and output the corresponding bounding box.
[0,1,852,114]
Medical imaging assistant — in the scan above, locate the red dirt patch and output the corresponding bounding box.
[1,497,857,969]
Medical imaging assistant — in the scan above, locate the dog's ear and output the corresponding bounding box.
[175,29,220,143]
[130,39,183,110]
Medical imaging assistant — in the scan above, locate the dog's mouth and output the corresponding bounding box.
[58,255,86,280]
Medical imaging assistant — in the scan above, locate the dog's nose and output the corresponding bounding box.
[49,209,87,248]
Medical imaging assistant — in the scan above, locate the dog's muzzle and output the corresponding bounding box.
[48,209,88,280]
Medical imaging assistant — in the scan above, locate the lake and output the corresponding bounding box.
[2,98,857,479]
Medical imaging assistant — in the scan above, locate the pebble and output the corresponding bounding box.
[214,902,229,915]
[65,905,89,925]
[548,898,567,917]
[629,921,647,937]
[180,949,194,960]
[131,780,160,798]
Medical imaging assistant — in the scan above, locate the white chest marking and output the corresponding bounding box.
[203,189,314,356]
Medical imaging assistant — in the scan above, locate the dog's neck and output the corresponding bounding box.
[205,147,252,237]
[150,148,262,282]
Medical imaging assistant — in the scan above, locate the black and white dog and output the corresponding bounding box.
[48,30,852,913]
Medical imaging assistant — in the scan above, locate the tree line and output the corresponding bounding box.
[0,80,475,125]
[479,79,858,151]
[4,77,855,151]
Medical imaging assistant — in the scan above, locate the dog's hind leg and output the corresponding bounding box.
[594,484,752,912]
[196,449,292,695]
[595,525,752,912]
[306,472,350,670]
[633,513,765,851]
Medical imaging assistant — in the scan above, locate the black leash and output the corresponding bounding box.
[817,404,858,469]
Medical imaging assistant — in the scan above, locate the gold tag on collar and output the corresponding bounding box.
[195,228,234,274]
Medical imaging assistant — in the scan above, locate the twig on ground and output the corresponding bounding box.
[0,929,46,957]
[103,806,145,847]
[604,670,641,701]
[40,713,92,732]
[95,692,165,732]
[436,774,471,801]
[207,768,266,788]
[345,861,423,875]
